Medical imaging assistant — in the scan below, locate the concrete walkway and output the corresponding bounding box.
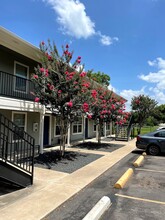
[0,138,136,220]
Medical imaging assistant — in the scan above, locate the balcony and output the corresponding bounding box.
[0,71,35,101]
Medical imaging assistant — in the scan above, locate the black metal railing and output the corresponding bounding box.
[0,71,35,101]
[0,113,35,183]
[115,115,134,141]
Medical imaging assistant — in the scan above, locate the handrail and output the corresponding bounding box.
[0,71,35,101]
[0,113,35,182]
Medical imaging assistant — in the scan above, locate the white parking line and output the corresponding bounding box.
[136,168,165,173]
[115,194,165,205]
[147,157,165,160]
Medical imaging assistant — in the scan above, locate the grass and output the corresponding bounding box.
[132,126,158,136]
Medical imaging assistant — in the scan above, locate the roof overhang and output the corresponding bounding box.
[0,26,42,62]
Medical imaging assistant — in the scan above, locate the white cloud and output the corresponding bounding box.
[139,58,165,90]
[43,0,118,45]
[148,60,156,67]
[138,57,165,105]
[147,57,165,69]
[98,32,119,46]
[119,88,145,111]
[44,0,95,39]
[108,84,117,92]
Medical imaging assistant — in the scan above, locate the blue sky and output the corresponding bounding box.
[1,0,165,110]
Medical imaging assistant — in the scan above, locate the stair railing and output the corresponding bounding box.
[0,113,35,184]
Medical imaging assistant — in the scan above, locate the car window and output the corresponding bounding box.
[155,131,165,137]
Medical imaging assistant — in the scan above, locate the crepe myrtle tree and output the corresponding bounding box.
[81,85,127,143]
[131,94,157,134]
[31,41,91,156]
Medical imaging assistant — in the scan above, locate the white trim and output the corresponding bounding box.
[0,96,44,112]
[14,61,29,93]
[12,111,27,132]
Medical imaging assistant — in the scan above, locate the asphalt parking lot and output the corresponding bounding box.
[101,151,165,220]
[43,150,165,220]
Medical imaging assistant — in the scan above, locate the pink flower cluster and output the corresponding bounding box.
[63,44,72,58]
[91,90,97,98]
[65,71,76,80]
[34,97,40,102]
[101,110,107,115]
[87,114,92,119]
[80,72,86,77]
[111,104,116,110]
[76,56,81,64]
[82,102,89,112]
[45,52,52,61]
[135,99,140,105]
[82,82,90,88]
[67,101,73,107]
[33,74,38,79]
[47,84,54,91]
[40,68,49,77]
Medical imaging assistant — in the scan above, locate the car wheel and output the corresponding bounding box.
[148,145,160,156]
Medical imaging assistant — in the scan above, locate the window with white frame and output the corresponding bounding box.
[14,61,29,92]
[12,112,27,140]
[72,117,83,134]
[55,117,61,136]
[106,123,110,131]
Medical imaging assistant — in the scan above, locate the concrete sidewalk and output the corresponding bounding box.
[0,138,136,220]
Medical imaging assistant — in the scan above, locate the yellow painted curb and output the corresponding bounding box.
[133,155,144,167]
[142,152,147,156]
[114,168,133,189]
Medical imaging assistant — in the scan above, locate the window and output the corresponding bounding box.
[55,117,61,136]
[12,112,27,140]
[93,123,96,132]
[155,131,165,138]
[106,123,110,131]
[72,117,83,134]
[14,61,29,92]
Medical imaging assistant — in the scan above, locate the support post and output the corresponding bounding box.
[39,106,45,154]
[67,122,71,147]
[83,115,86,143]
[104,122,107,138]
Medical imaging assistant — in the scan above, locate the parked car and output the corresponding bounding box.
[156,126,165,131]
[136,130,165,156]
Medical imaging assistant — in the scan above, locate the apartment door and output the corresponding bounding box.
[43,116,50,146]
[85,118,88,138]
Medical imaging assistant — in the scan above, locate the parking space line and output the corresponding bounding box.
[147,157,165,160]
[115,194,165,205]
[135,168,165,173]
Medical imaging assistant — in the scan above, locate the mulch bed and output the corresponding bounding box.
[34,150,103,173]
[34,141,125,173]
[72,141,125,152]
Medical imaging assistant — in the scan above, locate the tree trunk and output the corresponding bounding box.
[97,123,102,144]
[60,119,68,157]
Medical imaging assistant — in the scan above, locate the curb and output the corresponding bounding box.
[133,155,144,167]
[142,152,147,156]
[82,196,111,220]
[114,168,133,189]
